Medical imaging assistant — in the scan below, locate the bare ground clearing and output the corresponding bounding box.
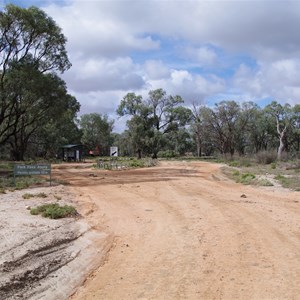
[1,160,300,299]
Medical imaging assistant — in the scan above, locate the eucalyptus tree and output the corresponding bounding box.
[6,64,80,160]
[165,127,193,156]
[117,89,191,158]
[245,105,271,153]
[117,92,152,158]
[80,113,114,156]
[265,101,293,160]
[290,104,300,153]
[235,102,260,155]
[28,95,81,159]
[200,101,241,156]
[0,4,71,148]
[190,103,206,157]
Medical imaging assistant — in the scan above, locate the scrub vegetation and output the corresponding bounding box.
[221,156,300,190]
[30,203,78,219]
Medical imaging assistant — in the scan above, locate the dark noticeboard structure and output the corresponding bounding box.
[61,144,84,162]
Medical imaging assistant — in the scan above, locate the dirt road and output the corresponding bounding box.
[54,160,300,300]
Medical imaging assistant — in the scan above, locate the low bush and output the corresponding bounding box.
[157,150,179,158]
[22,192,48,199]
[228,160,239,167]
[239,173,256,184]
[232,171,256,185]
[22,193,35,199]
[16,181,30,190]
[30,203,77,219]
[36,192,47,198]
[256,150,277,164]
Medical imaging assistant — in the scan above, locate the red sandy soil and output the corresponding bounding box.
[53,160,300,300]
[1,160,299,300]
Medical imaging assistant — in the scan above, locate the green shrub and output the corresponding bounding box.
[241,173,255,180]
[30,208,39,215]
[275,174,285,181]
[22,193,35,199]
[14,176,44,190]
[127,159,145,168]
[228,160,239,167]
[30,203,77,219]
[16,181,30,190]
[22,192,48,199]
[157,150,179,158]
[232,171,256,185]
[36,192,47,198]
[232,170,240,176]
[239,173,256,184]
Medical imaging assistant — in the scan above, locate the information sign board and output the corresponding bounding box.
[14,164,51,185]
[110,146,118,157]
[14,164,51,175]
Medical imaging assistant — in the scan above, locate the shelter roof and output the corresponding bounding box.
[61,144,83,149]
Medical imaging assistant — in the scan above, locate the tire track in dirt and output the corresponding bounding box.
[52,161,300,300]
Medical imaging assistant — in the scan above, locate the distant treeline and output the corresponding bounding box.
[0,5,299,161]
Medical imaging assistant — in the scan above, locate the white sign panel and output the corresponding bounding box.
[110,146,118,157]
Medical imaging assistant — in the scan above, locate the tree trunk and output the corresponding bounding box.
[152,152,158,159]
[197,145,202,157]
[11,149,25,161]
[276,116,287,161]
[196,135,202,157]
[277,135,285,161]
[136,148,142,159]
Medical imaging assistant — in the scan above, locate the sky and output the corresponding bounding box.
[1,0,300,132]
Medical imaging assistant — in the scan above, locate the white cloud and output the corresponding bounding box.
[39,0,300,131]
[184,46,218,67]
[63,57,145,92]
[233,64,263,97]
[147,69,225,104]
[144,60,170,80]
[73,90,122,115]
[45,2,160,59]
[233,59,300,104]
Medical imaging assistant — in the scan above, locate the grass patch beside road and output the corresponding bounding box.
[275,175,300,191]
[221,157,300,190]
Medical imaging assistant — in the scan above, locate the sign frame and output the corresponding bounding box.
[110,146,118,157]
[14,164,52,186]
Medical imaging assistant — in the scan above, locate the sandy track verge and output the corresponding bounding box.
[51,161,300,300]
[0,185,109,300]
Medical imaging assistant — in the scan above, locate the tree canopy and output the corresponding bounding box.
[79,113,114,156]
[117,88,191,158]
[0,4,78,160]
